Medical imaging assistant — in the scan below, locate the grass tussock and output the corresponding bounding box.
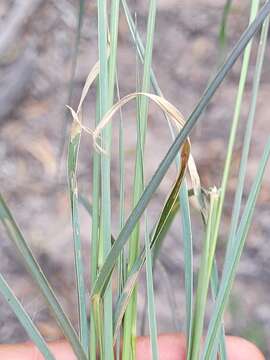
[0,1,270,360]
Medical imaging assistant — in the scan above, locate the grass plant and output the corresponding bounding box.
[0,1,270,360]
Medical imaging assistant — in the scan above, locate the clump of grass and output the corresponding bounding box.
[0,1,270,360]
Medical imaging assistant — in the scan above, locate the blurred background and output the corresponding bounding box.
[0,0,270,357]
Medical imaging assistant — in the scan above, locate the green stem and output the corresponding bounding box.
[210,0,259,272]
[123,2,157,359]
[97,0,113,358]
[90,83,101,360]
[189,189,220,360]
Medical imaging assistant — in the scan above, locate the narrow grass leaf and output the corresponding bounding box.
[91,1,270,299]
[123,2,157,357]
[225,13,269,263]
[206,0,260,307]
[208,14,270,360]
[213,0,260,257]
[0,194,87,360]
[59,0,85,158]
[151,200,179,263]
[219,0,232,50]
[97,0,114,358]
[121,0,161,96]
[113,141,190,340]
[90,81,101,360]
[210,262,227,360]
[144,215,159,360]
[202,138,270,359]
[189,188,220,360]
[119,8,198,352]
[180,180,194,359]
[121,8,201,346]
[67,116,88,353]
[108,0,120,106]
[0,273,55,360]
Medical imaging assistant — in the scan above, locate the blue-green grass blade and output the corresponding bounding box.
[117,73,126,291]
[202,139,270,359]
[151,200,180,263]
[0,194,87,360]
[113,142,190,340]
[180,180,194,359]
[78,194,116,246]
[208,14,270,360]
[205,0,259,312]
[210,261,227,360]
[91,1,270,298]
[121,4,194,352]
[59,0,85,158]
[225,13,269,264]
[108,0,120,106]
[97,0,113,357]
[67,119,88,353]
[202,3,260,359]
[144,215,159,360]
[189,189,220,360]
[90,81,101,360]
[121,0,161,96]
[123,1,157,358]
[219,0,232,50]
[0,273,55,360]
[214,0,259,252]
[107,2,122,357]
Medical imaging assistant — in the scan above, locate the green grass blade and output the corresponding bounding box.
[205,0,259,313]
[121,9,196,349]
[194,202,227,360]
[121,5,194,353]
[113,142,189,339]
[189,189,220,360]
[108,0,120,106]
[150,142,190,252]
[80,190,190,265]
[0,273,56,360]
[180,180,194,359]
[219,0,232,50]
[97,0,113,357]
[90,81,101,360]
[91,1,270,298]
[59,0,85,158]
[115,73,126,360]
[144,214,159,360]
[225,12,269,262]
[121,0,161,96]
[123,1,157,358]
[216,0,259,229]
[117,75,126,285]
[67,119,88,353]
[203,3,260,359]
[210,262,227,360]
[151,200,180,263]
[79,194,117,246]
[107,3,122,358]
[202,139,270,359]
[207,15,270,359]
[0,194,87,360]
